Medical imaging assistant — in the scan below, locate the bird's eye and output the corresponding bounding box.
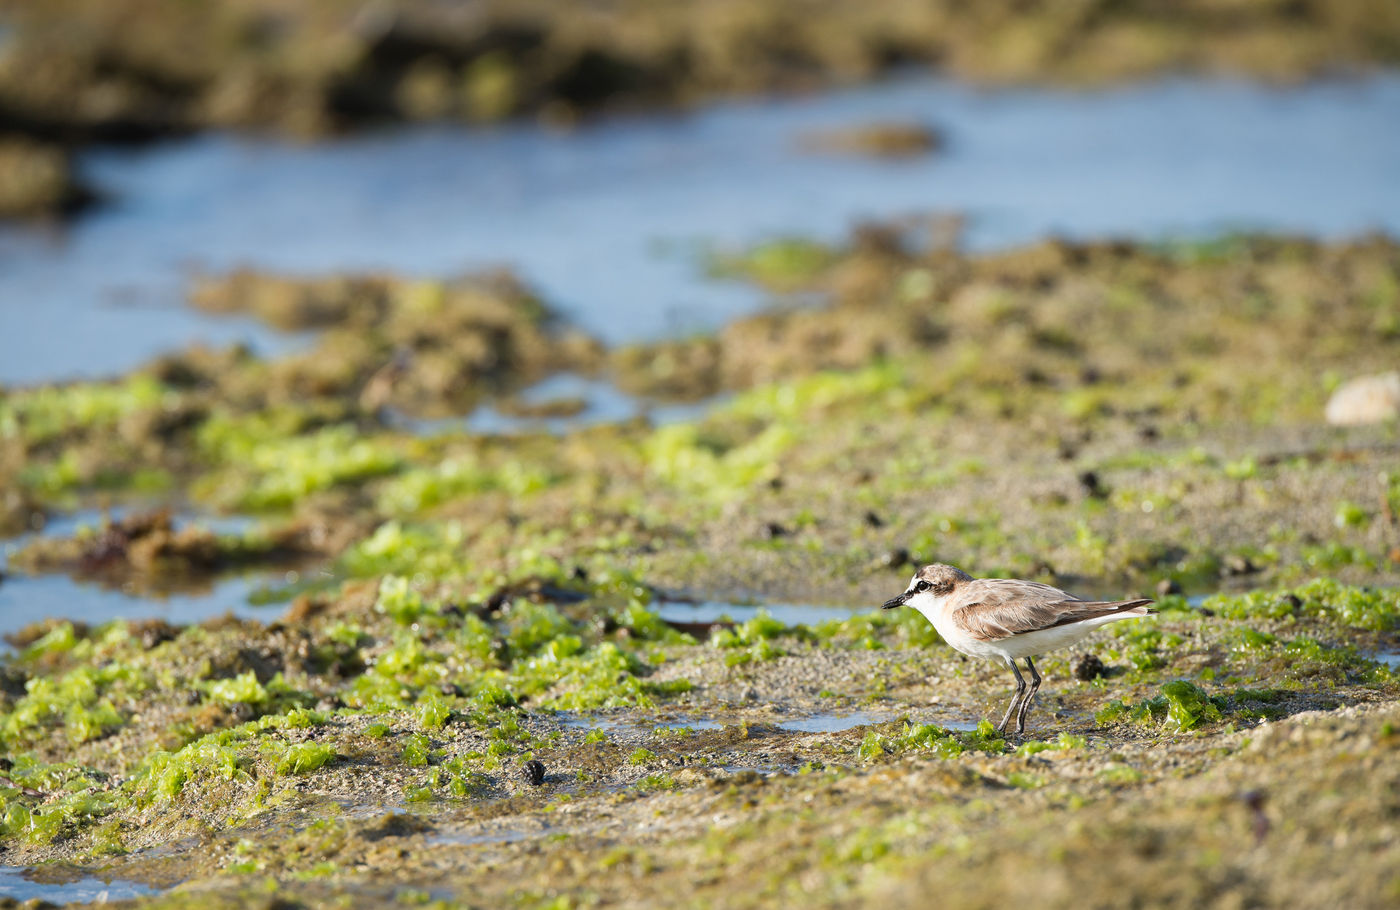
[915,580,932,593]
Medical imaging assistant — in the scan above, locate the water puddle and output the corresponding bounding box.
[778,711,883,733]
[1372,649,1400,670]
[777,711,978,734]
[560,708,976,738]
[430,827,537,848]
[652,600,864,627]
[0,865,162,904]
[3,76,1399,384]
[400,373,721,437]
[0,572,290,642]
[0,507,288,641]
[559,712,723,735]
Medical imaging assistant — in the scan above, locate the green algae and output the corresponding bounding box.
[0,374,173,447]
[1206,578,1400,631]
[274,742,338,775]
[860,719,1009,762]
[196,422,403,511]
[707,238,835,290]
[1096,680,1224,732]
[645,422,794,499]
[2,662,147,748]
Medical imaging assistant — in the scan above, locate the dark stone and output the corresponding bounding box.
[1138,424,1160,442]
[1221,554,1259,576]
[761,522,789,540]
[0,666,28,698]
[522,759,546,786]
[1078,470,1108,499]
[662,618,733,640]
[184,689,203,706]
[438,682,465,697]
[229,701,258,723]
[358,811,434,841]
[1279,593,1303,610]
[1156,578,1183,596]
[1071,653,1107,681]
[880,548,911,569]
[480,589,510,615]
[132,618,180,650]
[209,646,283,684]
[863,510,884,528]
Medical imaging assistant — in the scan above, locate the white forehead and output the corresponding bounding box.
[907,573,921,590]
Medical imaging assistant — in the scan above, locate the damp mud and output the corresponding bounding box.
[3,0,1396,145]
[3,223,1400,906]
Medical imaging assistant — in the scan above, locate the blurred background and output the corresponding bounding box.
[2,0,1400,383]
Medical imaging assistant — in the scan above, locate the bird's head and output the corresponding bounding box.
[881,563,972,610]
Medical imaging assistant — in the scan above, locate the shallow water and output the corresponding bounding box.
[403,373,721,436]
[3,75,1399,385]
[559,712,724,734]
[0,865,161,904]
[653,600,864,627]
[0,508,285,640]
[777,711,884,733]
[778,711,977,733]
[431,827,536,848]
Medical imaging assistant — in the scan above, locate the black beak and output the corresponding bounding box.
[881,593,908,610]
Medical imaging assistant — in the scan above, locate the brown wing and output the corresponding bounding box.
[951,578,1153,642]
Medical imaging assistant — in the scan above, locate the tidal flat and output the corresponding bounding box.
[2,226,1399,907]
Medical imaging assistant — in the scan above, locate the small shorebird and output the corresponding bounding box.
[882,564,1153,734]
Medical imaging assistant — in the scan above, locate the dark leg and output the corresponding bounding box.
[1015,657,1042,734]
[996,658,1027,734]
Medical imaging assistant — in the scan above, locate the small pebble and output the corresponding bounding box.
[1078,471,1108,499]
[1325,372,1400,425]
[1241,788,1271,844]
[1071,653,1107,681]
[1221,554,1258,576]
[880,548,911,569]
[761,522,789,540]
[863,510,884,528]
[522,759,546,786]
